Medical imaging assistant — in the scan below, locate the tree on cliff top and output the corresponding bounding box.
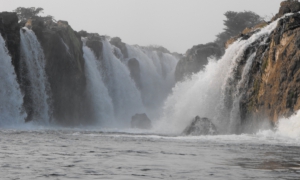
[14,7,54,22]
[14,7,44,21]
[215,11,263,48]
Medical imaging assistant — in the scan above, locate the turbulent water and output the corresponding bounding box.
[156,17,282,135]
[1,13,300,179]
[1,119,300,180]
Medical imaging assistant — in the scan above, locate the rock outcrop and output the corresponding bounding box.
[31,19,93,125]
[127,58,141,89]
[0,12,20,75]
[131,113,152,129]
[272,0,300,21]
[110,37,128,59]
[226,1,300,127]
[175,42,222,82]
[182,116,218,136]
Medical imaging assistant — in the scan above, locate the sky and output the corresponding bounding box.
[1,0,283,53]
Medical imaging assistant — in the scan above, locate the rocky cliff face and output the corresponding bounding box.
[31,19,92,125]
[0,12,20,77]
[175,42,222,82]
[227,0,300,127]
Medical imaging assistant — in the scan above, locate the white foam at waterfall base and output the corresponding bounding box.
[274,111,300,139]
[101,39,145,127]
[155,17,283,135]
[126,45,178,118]
[83,45,115,127]
[20,27,51,124]
[0,34,26,127]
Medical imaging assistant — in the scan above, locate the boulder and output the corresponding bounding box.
[182,116,218,136]
[131,113,152,129]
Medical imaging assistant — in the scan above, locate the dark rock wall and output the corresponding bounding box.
[32,20,93,125]
[175,42,222,82]
[227,1,300,126]
[0,12,21,77]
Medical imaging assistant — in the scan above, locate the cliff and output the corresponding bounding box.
[30,19,93,125]
[175,42,222,82]
[0,12,20,77]
[227,0,300,127]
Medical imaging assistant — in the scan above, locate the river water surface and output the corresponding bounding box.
[1,128,300,180]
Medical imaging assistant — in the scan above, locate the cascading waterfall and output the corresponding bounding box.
[100,39,145,127]
[126,45,178,117]
[20,27,51,124]
[0,34,26,126]
[157,17,283,134]
[83,43,115,127]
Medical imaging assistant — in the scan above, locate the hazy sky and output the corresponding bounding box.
[1,0,283,53]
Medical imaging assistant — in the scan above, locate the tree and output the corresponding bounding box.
[215,11,263,48]
[14,7,44,22]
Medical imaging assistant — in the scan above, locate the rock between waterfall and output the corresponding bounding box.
[182,116,218,136]
[131,113,152,130]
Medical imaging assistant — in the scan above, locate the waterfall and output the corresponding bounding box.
[157,17,282,134]
[126,45,178,117]
[20,27,51,124]
[100,39,145,127]
[0,34,26,126]
[83,44,115,127]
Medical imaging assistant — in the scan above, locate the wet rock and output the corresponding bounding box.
[110,37,128,59]
[175,42,222,82]
[131,113,152,129]
[0,12,20,75]
[182,116,218,136]
[85,33,103,59]
[30,18,93,125]
[273,0,300,21]
[127,58,141,89]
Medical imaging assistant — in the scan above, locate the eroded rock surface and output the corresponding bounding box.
[182,116,218,136]
[225,1,300,127]
[31,19,93,125]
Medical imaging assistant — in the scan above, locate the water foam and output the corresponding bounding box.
[156,17,283,134]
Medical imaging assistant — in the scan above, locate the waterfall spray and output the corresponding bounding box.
[157,16,284,134]
[83,43,115,126]
[20,27,51,124]
[100,39,145,127]
[126,45,178,117]
[0,34,26,126]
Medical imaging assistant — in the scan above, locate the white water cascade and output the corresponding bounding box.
[126,45,178,117]
[83,44,115,127]
[20,27,51,124]
[100,39,145,127]
[156,17,284,134]
[0,34,26,127]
